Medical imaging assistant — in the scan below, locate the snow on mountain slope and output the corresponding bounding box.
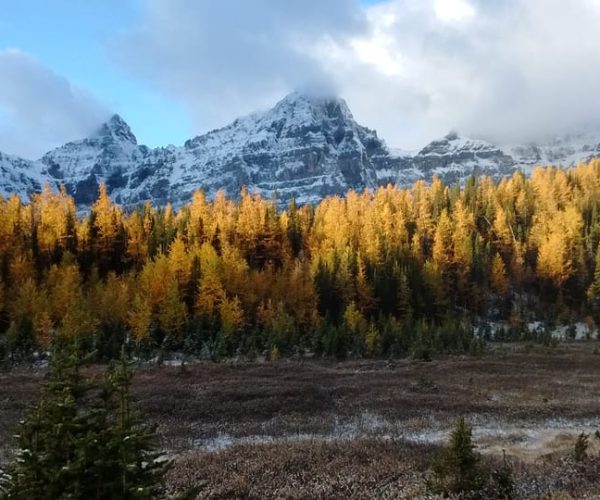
[2,93,600,209]
[163,92,401,206]
[409,131,517,185]
[0,151,45,200]
[506,131,600,173]
[39,114,147,206]
[35,92,403,209]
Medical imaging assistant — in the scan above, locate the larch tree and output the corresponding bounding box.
[490,253,509,296]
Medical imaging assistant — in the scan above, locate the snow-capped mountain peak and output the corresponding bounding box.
[173,92,395,207]
[2,92,600,210]
[269,92,355,124]
[92,114,137,145]
[419,131,501,156]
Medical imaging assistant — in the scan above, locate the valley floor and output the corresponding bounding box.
[2,343,600,497]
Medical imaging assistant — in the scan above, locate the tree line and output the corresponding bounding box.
[2,161,600,361]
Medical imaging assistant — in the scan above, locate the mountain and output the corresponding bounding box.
[0,151,44,199]
[507,132,600,169]
[1,93,600,209]
[5,92,405,209]
[40,114,146,205]
[408,132,517,185]
[142,91,404,207]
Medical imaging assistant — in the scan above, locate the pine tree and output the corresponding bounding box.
[7,344,112,498]
[103,350,167,498]
[432,209,454,274]
[490,253,509,296]
[6,343,166,499]
[573,432,589,462]
[396,268,413,320]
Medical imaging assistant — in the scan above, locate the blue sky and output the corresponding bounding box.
[1,0,599,158]
[0,0,381,152]
[0,0,191,149]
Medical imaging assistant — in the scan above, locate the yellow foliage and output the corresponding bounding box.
[3,159,600,355]
[158,281,187,337]
[195,271,225,318]
[490,254,509,295]
[432,210,453,272]
[169,236,191,288]
[365,323,380,357]
[343,302,367,336]
[219,296,244,336]
[128,294,153,343]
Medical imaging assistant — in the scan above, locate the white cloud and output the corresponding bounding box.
[115,0,366,135]
[116,0,600,150]
[351,10,404,76]
[434,0,475,23]
[335,0,600,148]
[0,49,110,159]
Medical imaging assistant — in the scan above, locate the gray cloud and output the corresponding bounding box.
[0,49,111,159]
[332,0,600,147]
[117,0,600,150]
[115,0,367,134]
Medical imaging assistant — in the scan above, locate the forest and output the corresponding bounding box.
[2,161,600,362]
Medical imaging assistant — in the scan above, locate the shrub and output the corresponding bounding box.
[269,344,280,362]
[490,450,514,499]
[573,432,589,462]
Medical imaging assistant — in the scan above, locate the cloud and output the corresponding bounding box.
[116,0,600,150]
[323,0,600,148]
[434,0,475,23]
[0,49,111,159]
[2,1,599,157]
[115,0,367,134]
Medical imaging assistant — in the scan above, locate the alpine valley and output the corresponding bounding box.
[3,91,600,210]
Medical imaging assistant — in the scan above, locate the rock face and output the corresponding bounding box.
[1,93,405,209]
[409,132,517,185]
[148,91,403,207]
[1,92,600,209]
[40,114,145,206]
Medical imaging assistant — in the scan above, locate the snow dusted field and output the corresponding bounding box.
[2,342,600,497]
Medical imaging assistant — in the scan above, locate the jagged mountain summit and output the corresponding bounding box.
[1,93,600,210]
[407,132,517,185]
[5,92,404,209]
[40,114,146,205]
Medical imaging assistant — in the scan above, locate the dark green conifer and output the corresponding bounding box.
[428,416,483,496]
[103,349,167,498]
[6,344,166,499]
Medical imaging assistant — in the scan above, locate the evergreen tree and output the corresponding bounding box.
[6,343,166,499]
[103,350,167,498]
[7,343,112,498]
[490,253,509,296]
[573,432,589,462]
[428,416,483,496]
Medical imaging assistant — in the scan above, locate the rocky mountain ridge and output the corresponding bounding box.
[2,92,600,209]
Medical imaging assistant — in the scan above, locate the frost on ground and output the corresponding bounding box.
[191,411,600,462]
[3,344,600,497]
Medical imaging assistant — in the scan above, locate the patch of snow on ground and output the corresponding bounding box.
[189,412,600,462]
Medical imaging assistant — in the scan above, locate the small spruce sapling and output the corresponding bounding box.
[427,416,483,496]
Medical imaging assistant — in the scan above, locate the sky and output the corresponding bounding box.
[2,0,600,159]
